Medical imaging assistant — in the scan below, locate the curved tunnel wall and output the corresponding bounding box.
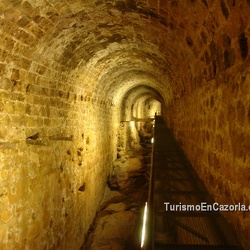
[0,0,250,249]
[121,85,163,120]
[118,85,162,151]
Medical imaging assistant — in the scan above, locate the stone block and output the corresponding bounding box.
[1,210,12,223]
[0,78,12,91]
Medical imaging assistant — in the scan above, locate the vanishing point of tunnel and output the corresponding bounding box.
[0,0,250,249]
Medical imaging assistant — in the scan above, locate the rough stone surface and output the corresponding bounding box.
[105,202,126,213]
[0,0,249,249]
[85,155,149,250]
[88,211,136,250]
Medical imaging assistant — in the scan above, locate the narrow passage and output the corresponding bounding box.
[83,147,151,249]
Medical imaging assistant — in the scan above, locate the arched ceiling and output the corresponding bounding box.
[120,85,164,120]
[1,0,248,108]
[122,85,163,107]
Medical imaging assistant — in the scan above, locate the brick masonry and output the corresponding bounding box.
[0,0,250,249]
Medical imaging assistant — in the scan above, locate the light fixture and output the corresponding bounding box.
[141,202,148,248]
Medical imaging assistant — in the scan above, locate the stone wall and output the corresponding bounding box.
[1,0,250,249]
[165,66,250,250]
[0,49,118,249]
[161,2,250,248]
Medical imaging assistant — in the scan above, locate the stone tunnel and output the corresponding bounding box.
[0,0,250,249]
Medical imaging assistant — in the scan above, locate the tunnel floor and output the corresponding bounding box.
[148,116,244,250]
[83,150,150,250]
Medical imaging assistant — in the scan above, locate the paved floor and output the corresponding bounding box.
[147,116,243,250]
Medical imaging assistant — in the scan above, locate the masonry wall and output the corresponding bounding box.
[161,2,250,247]
[0,50,118,249]
[1,1,250,249]
[165,66,250,249]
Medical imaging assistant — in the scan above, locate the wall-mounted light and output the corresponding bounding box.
[141,202,148,248]
[151,138,154,144]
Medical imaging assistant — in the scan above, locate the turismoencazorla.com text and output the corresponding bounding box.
[164,202,250,212]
